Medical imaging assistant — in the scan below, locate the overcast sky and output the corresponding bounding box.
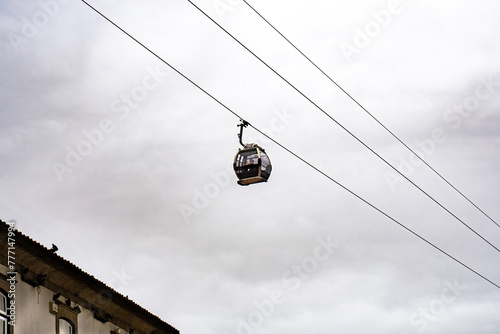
[1,0,500,333]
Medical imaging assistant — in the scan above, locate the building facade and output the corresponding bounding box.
[0,220,179,334]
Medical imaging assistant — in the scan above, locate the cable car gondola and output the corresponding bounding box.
[233,121,272,186]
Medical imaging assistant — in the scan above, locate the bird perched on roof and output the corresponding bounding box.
[49,244,58,253]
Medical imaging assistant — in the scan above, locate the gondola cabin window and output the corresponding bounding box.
[233,144,271,185]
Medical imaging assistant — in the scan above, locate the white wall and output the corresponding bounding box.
[16,281,56,334]
[0,264,127,334]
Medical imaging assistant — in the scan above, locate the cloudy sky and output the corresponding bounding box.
[1,0,500,333]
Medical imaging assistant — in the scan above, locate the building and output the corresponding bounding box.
[0,220,179,334]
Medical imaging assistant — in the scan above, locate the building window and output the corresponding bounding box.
[0,291,7,334]
[59,318,74,334]
[55,301,78,334]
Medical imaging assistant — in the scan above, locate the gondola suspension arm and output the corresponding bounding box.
[237,120,249,147]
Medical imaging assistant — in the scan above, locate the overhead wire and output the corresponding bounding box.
[79,0,500,289]
[241,0,500,229]
[185,0,500,253]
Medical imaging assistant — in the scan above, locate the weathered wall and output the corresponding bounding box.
[0,264,126,334]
